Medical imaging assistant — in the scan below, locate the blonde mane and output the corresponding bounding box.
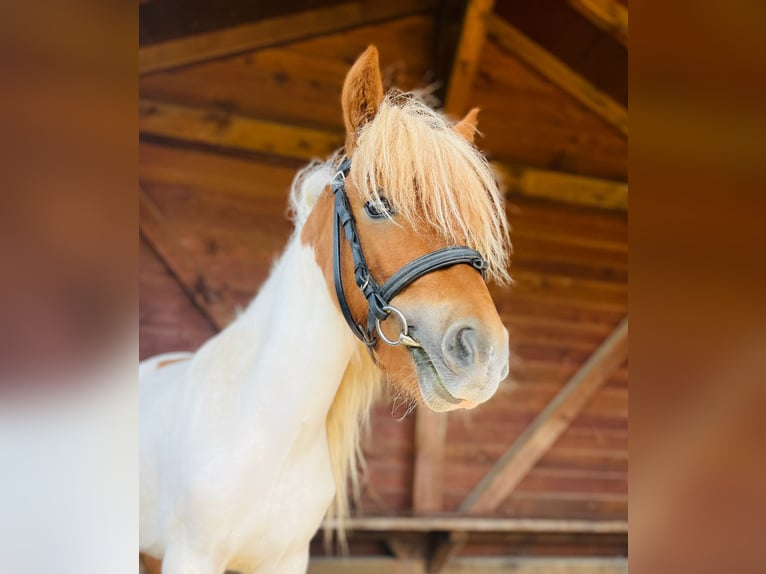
[352,92,511,284]
[287,90,511,546]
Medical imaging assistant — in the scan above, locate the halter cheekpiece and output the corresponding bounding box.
[331,157,489,349]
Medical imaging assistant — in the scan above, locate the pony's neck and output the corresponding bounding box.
[234,234,357,426]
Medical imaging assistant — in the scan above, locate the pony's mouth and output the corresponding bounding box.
[407,346,471,410]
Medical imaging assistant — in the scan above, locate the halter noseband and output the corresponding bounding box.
[331,157,489,349]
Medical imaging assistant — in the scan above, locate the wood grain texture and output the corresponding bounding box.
[471,42,627,179]
[140,188,232,330]
[308,557,627,574]
[494,162,627,211]
[139,238,217,360]
[139,98,627,209]
[140,99,344,160]
[458,318,628,513]
[444,0,495,115]
[568,0,628,46]
[140,0,437,74]
[486,14,628,136]
[323,515,627,533]
[494,0,626,105]
[140,15,434,132]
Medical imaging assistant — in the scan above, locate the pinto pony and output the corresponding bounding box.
[140,46,511,574]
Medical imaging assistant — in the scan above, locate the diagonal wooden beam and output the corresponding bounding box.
[459,317,628,514]
[568,0,628,47]
[443,0,495,115]
[486,14,628,136]
[140,0,437,75]
[139,187,231,330]
[492,162,628,211]
[139,99,344,161]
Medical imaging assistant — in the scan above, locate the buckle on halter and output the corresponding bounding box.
[356,268,370,291]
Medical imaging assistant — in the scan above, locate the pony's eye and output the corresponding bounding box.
[364,197,395,219]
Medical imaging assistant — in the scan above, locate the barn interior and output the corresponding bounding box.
[139,0,628,572]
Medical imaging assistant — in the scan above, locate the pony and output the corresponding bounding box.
[139,46,511,574]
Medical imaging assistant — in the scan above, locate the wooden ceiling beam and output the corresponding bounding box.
[568,0,628,47]
[493,162,627,211]
[139,100,626,209]
[443,0,495,115]
[323,515,628,533]
[140,0,437,75]
[486,14,628,136]
[458,317,628,514]
[139,99,344,161]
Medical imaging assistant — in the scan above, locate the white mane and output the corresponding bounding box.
[288,156,338,230]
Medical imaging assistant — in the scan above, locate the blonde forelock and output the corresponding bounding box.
[349,92,511,284]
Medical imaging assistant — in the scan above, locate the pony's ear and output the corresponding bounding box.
[342,45,384,152]
[454,107,480,143]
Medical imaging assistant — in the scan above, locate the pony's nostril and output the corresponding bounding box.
[456,327,477,362]
[443,325,478,370]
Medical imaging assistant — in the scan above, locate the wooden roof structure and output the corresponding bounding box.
[139,1,628,571]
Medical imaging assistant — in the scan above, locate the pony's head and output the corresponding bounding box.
[300,46,511,413]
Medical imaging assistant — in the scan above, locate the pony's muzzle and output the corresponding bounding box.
[441,320,510,400]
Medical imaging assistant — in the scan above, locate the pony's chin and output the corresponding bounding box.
[407,347,478,412]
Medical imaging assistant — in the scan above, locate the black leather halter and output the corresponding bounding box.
[331,157,489,348]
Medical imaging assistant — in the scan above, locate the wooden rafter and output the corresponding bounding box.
[443,0,495,115]
[486,14,628,136]
[139,187,231,330]
[568,0,628,47]
[140,0,437,75]
[459,317,628,514]
[139,100,344,161]
[493,162,627,211]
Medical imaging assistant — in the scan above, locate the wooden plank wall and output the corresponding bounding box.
[353,197,628,520]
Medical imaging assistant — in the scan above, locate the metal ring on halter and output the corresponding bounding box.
[375,305,422,347]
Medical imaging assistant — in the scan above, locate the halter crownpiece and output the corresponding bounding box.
[331,157,489,348]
